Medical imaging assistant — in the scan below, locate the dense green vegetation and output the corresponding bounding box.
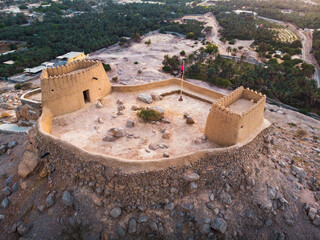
[313,31,320,67]
[214,0,320,29]
[0,0,207,77]
[163,48,320,114]
[0,13,28,28]
[216,13,302,57]
[160,19,205,39]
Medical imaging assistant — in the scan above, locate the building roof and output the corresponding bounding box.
[24,65,46,74]
[3,60,15,65]
[56,51,83,60]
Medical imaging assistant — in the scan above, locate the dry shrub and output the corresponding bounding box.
[295,129,307,138]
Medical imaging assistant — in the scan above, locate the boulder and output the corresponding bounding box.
[109,207,122,219]
[211,218,227,234]
[128,218,137,234]
[0,145,7,155]
[7,141,17,149]
[163,152,169,158]
[162,131,171,139]
[186,116,195,124]
[0,103,14,110]
[62,191,74,207]
[2,187,12,196]
[1,197,9,209]
[15,104,40,121]
[291,165,307,181]
[18,151,38,178]
[46,192,55,208]
[138,94,153,104]
[97,101,104,109]
[151,92,162,101]
[98,117,104,124]
[126,120,134,128]
[183,172,200,181]
[308,207,317,220]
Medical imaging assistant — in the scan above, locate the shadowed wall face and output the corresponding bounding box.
[41,60,111,116]
[204,87,266,146]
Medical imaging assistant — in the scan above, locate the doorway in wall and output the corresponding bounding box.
[83,90,90,103]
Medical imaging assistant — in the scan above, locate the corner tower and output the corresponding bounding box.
[40,60,111,116]
[205,87,266,146]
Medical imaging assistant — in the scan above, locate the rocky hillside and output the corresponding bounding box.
[0,98,319,239]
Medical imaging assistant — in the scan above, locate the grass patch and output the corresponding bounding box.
[137,109,162,122]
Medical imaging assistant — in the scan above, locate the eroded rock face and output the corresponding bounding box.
[15,104,40,121]
[18,151,38,178]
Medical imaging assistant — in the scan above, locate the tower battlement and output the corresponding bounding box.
[205,87,266,146]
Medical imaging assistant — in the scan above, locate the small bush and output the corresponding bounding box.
[295,129,307,138]
[186,32,195,39]
[215,78,231,88]
[282,54,291,60]
[14,83,21,90]
[102,63,111,72]
[228,39,236,45]
[287,122,297,128]
[180,50,186,56]
[137,109,162,122]
[112,76,119,83]
[137,70,142,74]
[15,82,32,90]
[134,61,138,64]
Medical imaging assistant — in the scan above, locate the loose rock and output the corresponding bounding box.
[126,120,134,128]
[97,101,104,109]
[138,94,153,104]
[211,218,227,234]
[109,207,122,219]
[62,191,74,207]
[128,218,137,234]
[186,116,195,124]
[18,151,38,178]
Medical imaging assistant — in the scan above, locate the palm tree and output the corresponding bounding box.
[226,46,232,56]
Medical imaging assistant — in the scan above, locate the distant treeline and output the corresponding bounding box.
[0,1,207,77]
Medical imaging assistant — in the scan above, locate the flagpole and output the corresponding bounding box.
[179,60,184,101]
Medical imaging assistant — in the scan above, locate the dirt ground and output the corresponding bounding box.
[88,32,198,85]
[227,98,255,113]
[51,86,219,160]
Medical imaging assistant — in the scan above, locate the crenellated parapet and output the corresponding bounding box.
[205,87,266,146]
[40,60,111,116]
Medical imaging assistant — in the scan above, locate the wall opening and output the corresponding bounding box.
[83,90,90,103]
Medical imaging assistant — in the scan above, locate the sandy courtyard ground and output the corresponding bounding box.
[227,98,255,113]
[51,86,220,160]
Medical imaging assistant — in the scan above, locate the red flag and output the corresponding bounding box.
[181,61,184,77]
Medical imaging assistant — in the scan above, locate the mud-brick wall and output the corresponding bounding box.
[41,60,111,117]
[205,87,266,146]
[35,127,269,209]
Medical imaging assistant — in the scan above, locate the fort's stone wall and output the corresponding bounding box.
[35,124,270,207]
[41,60,111,116]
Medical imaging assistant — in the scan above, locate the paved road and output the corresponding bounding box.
[258,16,320,87]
